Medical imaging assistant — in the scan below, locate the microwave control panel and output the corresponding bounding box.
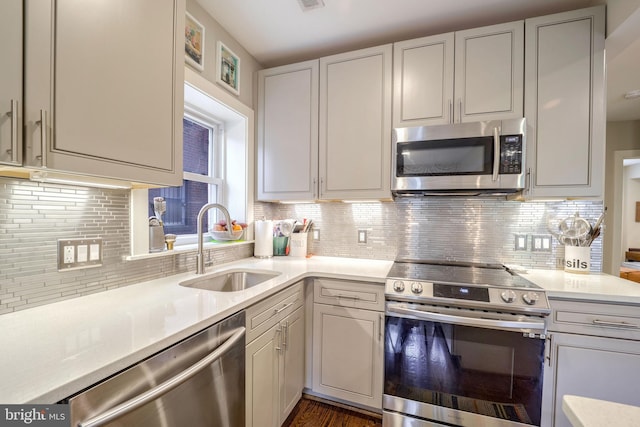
[499,135,523,174]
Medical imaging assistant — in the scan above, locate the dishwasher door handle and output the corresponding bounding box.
[78,326,246,427]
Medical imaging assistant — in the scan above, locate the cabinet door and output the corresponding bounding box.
[279,306,305,424]
[393,33,454,127]
[0,0,22,166]
[541,333,640,427]
[455,21,524,123]
[312,303,383,409]
[246,323,280,427]
[319,44,392,200]
[257,60,319,201]
[24,0,184,186]
[524,6,605,199]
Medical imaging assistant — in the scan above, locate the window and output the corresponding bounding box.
[149,114,223,236]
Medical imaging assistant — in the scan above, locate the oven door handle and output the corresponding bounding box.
[386,304,546,333]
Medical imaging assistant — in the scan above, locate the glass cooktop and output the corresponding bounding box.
[387,259,540,290]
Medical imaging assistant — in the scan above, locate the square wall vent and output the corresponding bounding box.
[298,0,325,11]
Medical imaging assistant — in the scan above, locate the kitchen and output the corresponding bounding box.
[1,0,640,426]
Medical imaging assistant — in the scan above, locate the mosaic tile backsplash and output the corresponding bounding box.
[1,177,603,314]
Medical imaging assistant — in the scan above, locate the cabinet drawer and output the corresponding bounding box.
[549,299,640,341]
[246,281,303,343]
[313,279,384,311]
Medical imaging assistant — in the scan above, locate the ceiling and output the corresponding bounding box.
[196,0,640,121]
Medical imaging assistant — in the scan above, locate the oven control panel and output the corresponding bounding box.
[385,279,550,314]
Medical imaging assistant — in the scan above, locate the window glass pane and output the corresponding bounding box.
[183,118,210,175]
[149,181,212,235]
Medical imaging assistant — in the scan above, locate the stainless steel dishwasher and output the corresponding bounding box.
[68,311,245,427]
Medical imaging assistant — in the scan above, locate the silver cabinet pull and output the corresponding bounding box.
[335,294,360,300]
[275,327,282,351]
[312,177,317,199]
[36,109,47,167]
[282,320,289,348]
[379,314,383,341]
[78,326,245,427]
[8,99,19,162]
[492,126,500,181]
[592,319,639,329]
[458,98,462,122]
[274,302,294,315]
[448,99,453,123]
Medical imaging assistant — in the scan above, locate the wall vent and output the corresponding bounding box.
[298,0,325,11]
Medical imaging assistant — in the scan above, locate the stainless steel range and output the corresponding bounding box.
[383,260,550,427]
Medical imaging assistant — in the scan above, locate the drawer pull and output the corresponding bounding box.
[274,302,294,315]
[335,294,360,300]
[592,319,639,329]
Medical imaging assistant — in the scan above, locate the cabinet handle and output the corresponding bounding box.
[448,99,453,124]
[36,109,48,167]
[458,99,462,123]
[274,302,294,315]
[282,320,289,349]
[592,319,639,329]
[275,327,282,352]
[313,177,317,199]
[335,294,360,301]
[526,167,532,194]
[7,99,19,163]
[319,177,324,198]
[379,314,383,341]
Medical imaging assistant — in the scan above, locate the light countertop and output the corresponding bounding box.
[563,395,640,427]
[2,256,639,404]
[0,256,392,404]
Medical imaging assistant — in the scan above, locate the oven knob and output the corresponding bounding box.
[523,292,540,305]
[392,281,405,293]
[500,290,516,303]
[411,282,423,294]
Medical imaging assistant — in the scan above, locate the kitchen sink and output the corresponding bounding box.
[179,269,281,292]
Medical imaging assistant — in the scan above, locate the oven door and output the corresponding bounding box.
[384,302,546,427]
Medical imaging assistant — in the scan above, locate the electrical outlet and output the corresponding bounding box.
[313,229,320,241]
[358,230,367,244]
[63,246,75,263]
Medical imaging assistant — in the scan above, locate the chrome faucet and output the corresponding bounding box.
[196,203,234,274]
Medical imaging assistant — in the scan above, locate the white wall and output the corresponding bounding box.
[622,164,640,253]
[186,0,262,110]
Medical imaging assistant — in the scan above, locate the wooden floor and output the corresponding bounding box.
[282,396,382,427]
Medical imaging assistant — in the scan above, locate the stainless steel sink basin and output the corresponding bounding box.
[179,269,281,292]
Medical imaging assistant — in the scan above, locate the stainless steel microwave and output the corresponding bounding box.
[392,118,526,196]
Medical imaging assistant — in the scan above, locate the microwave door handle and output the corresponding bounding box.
[78,326,246,427]
[492,127,500,181]
[386,304,546,333]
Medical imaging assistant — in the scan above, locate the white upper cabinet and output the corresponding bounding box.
[257,60,319,201]
[319,44,392,200]
[393,21,523,127]
[524,6,605,199]
[393,33,455,126]
[22,0,184,186]
[0,0,22,166]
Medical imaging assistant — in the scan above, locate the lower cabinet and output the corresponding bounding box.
[245,285,305,427]
[542,333,640,427]
[311,280,384,410]
[541,299,640,427]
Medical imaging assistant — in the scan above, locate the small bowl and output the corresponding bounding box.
[209,229,243,241]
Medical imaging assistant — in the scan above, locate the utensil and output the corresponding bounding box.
[559,213,591,246]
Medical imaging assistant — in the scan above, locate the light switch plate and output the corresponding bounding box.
[358,229,367,244]
[531,234,553,252]
[514,234,528,251]
[58,238,103,271]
